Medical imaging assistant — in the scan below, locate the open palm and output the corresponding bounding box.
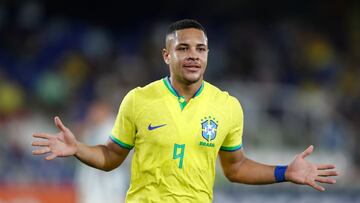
[32,116,78,160]
[286,145,338,191]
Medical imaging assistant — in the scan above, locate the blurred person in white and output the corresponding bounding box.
[75,100,128,203]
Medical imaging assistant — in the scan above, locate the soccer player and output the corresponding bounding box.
[32,19,338,202]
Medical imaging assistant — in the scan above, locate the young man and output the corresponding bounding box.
[32,19,338,202]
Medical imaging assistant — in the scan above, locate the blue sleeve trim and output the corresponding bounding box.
[109,135,134,150]
[220,144,242,152]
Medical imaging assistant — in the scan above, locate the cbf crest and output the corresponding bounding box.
[201,116,219,142]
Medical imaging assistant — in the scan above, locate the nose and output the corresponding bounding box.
[187,47,199,60]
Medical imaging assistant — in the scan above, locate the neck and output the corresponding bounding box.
[170,76,202,102]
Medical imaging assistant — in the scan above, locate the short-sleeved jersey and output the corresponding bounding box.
[111,77,244,203]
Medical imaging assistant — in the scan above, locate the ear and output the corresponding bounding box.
[162,48,170,65]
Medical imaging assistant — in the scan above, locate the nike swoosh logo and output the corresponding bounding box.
[148,123,167,130]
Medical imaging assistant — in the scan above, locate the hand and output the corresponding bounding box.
[285,145,338,191]
[32,116,78,160]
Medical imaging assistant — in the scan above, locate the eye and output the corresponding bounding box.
[197,47,207,52]
[177,47,188,51]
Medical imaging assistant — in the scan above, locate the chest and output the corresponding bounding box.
[133,98,231,152]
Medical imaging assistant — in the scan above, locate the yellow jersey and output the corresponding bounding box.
[111,77,244,202]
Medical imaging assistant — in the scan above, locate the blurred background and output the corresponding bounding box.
[0,0,359,202]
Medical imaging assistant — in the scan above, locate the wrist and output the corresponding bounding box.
[274,165,288,182]
[74,141,81,157]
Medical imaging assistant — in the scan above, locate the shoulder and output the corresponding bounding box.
[119,79,164,116]
[204,81,240,106]
[124,79,165,108]
[128,79,164,97]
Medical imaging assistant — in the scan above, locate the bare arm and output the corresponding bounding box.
[74,139,129,171]
[219,149,276,184]
[32,116,129,171]
[219,145,338,191]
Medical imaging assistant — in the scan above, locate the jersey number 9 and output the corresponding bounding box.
[173,143,185,169]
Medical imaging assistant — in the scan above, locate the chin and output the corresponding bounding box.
[183,74,202,84]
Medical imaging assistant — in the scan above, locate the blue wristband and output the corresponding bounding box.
[274,165,288,182]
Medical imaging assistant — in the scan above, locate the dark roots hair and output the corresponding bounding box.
[166,19,207,36]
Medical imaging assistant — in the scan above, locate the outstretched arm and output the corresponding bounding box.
[32,116,129,171]
[219,145,338,191]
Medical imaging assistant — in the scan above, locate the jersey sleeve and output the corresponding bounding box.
[110,89,136,150]
[220,97,244,152]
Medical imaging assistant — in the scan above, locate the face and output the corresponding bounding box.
[163,28,209,85]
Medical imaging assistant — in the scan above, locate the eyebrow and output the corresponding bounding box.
[176,43,207,47]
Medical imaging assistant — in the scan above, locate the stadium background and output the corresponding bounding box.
[0,0,359,202]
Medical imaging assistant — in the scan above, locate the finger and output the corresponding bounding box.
[315,176,336,184]
[32,147,51,155]
[318,170,338,177]
[33,133,51,139]
[317,164,335,170]
[308,181,325,192]
[54,116,68,132]
[32,141,50,147]
[45,153,58,161]
[300,145,314,159]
